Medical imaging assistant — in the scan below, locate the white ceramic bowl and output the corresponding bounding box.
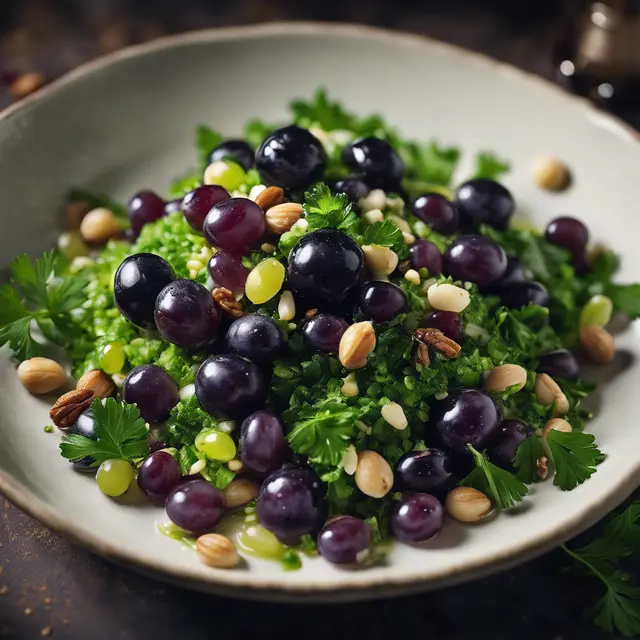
[1,23,639,602]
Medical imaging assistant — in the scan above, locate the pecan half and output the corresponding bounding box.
[255,186,286,211]
[212,287,245,318]
[50,389,94,430]
[536,456,549,481]
[413,327,461,359]
[414,342,430,367]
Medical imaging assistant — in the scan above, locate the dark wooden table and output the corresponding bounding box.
[1,2,639,638]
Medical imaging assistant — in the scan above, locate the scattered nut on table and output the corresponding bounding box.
[531,155,571,191]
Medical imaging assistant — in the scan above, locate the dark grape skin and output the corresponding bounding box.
[358,281,407,323]
[138,451,181,501]
[287,230,364,309]
[444,235,508,287]
[127,190,166,237]
[164,199,182,216]
[545,216,589,257]
[181,185,230,232]
[395,449,455,497]
[123,364,180,423]
[207,252,249,295]
[195,354,267,420]
[256,466,327,542]
[538,349,581,380]
[391,493,444,543]
[256,125,327,191]
[432,388,502,453]
[409,239,443,276]
[114,253,176,330]
[208,139,255,172]
[240,411,288,475]
[317,516,372,565]
[487,256,528,294]
[455,179,515,230]
[341,137,404,190]
[334,177,369,205]
[501,281,549,309]
[226,314,286,367]
[488,420,532,469]
[203,197,265,252]
[302,313,350,354]
[67,409,98,472]
[424,310,464,344]
[154,279,220,349]
[165,480,225,533]
[412,193,459,235]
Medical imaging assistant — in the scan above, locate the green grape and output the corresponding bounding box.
[245,258,285,304]
[195,428,236,461]
[236,524,285,559]
[96,459,134,497]
[99,341,126,374]
[580,294,613,328]
[58,231,89,261]
[204,160,245,191]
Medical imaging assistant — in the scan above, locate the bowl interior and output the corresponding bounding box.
[1,24,639,599]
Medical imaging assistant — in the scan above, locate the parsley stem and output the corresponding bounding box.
[561,543,609,589]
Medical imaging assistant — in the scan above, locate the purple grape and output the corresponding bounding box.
[501,281,549,309]
[538,349,580,380]
[207,251,249,295]
[358,281,407,323]
[423,310,464,343]
[395,449,454,496]
[287,230,364,308]
[67,409,97,471]
[455,179,515,230]
[181,185,230,232]
[203,197,265,251]
[165,479,225,533]
[195,354,267,420]
[114,253,176,329]
[148,435,168,453]
[240,411,288,475]
[302,313,350,354]
[341,137,404,190]
[256,125,326,191]
[412,193,459,235]
[334,177,369,204]
[256,466,326,541]
[226,314,286,366]
[138,451,181,500]
[317,516,372,565]
[164,199,182,216]
[409,239,443,275]
[154,279,219,349]
[488,256,527,293]
[488,420,531,469]
[128,190,166,237]
[444,235,507,287]
[391,493,444,543]
[122,364,179,423]
[545,216,589,257]
[208,139,255,172]
[432,388,501,453]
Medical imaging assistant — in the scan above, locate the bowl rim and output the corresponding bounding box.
[1,20,639,599]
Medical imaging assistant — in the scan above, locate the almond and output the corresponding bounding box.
[531,155,570,191]
[76,369,116,399]
[265,202,303,235]
[255,186,286,211]
[362,244,398,276]
[80,207,120,243]
[534,373,569,416]
[222,478,259,508]
[17,358,66,395]
[445,486,492,523]
[354,450,393,498]
[196,533,239,569]
[483,364,527,393]
[338,321,376,369]
[542,418,572,436]
[580,325,615,364]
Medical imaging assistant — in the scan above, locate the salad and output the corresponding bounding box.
[3,90,640,571]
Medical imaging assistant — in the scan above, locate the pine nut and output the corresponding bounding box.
[277,291,296,321]
[381,402,408,430]
[427,283,470,312]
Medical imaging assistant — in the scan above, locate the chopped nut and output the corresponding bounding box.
[402,232,416,245]
[534,374,569,416]
[414,327,461,359]
[261,243,277,254]
[445,486,492,523]
[339,321,376,369]
[10,72,46,99]
[189,459,206,475]
[381,402,408,430]
[222,477,259,508]
[196,533,239,569]
[80,207,121,244]
[363,209,384,224]
[427,283,471,313]
[265,202,303,235]
[17,358,66,395]
[362,244,399,276]
[76,369,116,399]
[227,459,244,473]
[542,418,572,436]
[278,291,296,321]
[404,269,420,285]
[212,287,245,318]
[255,186,286,211]
[341,372,359,397]
[536,456,549,480]
[341,444,358,475]
[359,189,386,212]
[248,184,267,202]
[483,364,527,393]
[580,325,615,364]
[388,214,411,233]
[531,155,570,191]
[354,450,393,498]
[415,342,430,367]
[50,389,94,430]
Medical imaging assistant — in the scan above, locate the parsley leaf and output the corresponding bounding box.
[605,283,640,319]
[167,173,201,199]
[303,183,360,236]
[471,151,510,181]
[195,124,222,170]
[546,429,604,490]
[461,445,529,510]
[60,398,148,464]
[0,285,39,360]
[362,219,405,255]
[514,435,546,483]
[399,140,460,186]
